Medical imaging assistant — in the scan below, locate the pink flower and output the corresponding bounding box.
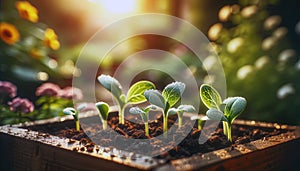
[36,82,61,97]
[0,81,17,98]
[59,87,83,100]
[8,97,34,113]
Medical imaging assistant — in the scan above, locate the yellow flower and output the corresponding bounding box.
[15,1,38,23]
[0,22,20,45]
[30,48,42,60]
[44,28,60,50]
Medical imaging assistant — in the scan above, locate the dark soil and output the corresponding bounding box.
[27,112,287,161]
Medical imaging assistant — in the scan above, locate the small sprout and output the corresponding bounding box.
[63,107,79,131]
[200,84,247,142]
[95,102,110,130]
[168,105,195,127]
[190,115,209,130]
[144,82,185,138]
[97,74,155,124]
[129,105,155,136]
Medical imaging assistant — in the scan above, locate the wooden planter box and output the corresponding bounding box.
[0,111,299,171]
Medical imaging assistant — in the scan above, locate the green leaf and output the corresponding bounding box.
[97,75,122,99]
[167,108,178,115]
[223,97,247,123]
[178,105,195,113]
[162,82,185,107]
[95,102,110,121]
[206,108,227,121]
[144,89,166,109]
[200,84,222,109]
[129,107,148,122]
[63,107,77,116]
[127,81,155,104]
[129,107,145,115]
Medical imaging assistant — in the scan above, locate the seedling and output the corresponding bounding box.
[129,105,156,136]
[144,82,185,138]
[190,115,209,130]
[168,105,195,127]
[200,84,247,142]
[95,102,110,130]
[63,104,86,131]
[97,74,155,124]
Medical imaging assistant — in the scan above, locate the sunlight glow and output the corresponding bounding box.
[99,0,137,14]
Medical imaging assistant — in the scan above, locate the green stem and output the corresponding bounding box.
[227,123,232,142]
[163,115,168,138]
[145,122,149,136]
[119,105,126,124]
[198,119,203,130]
[178,116,182,128]
[75,120,80,131]
[223,121,228,136]
[102,120,107,130]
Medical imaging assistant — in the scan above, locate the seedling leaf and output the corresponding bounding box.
[127,81,155,104]
[178,105,195,112]
[224,97,247,123]
[95,102,110,120]
[97,75,122,99]
[200,84,222,109]
[206,108,227,121]
[162,82,185,107]
[129,107,145,115]
[144,89,166,109]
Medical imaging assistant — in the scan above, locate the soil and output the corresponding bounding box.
[27,112,287,161]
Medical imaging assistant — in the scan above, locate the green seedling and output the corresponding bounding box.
[190,115,209,130]
[97,74,155,124]
[144,82,185,138]
[200,84,247,142]
[168,105,195,127]
[129,105,156,136]
[63,104,86,131]
[95,102,110,130]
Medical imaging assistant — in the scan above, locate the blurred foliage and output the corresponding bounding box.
[203,0,300,125]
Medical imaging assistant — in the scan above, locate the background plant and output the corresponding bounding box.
[144,82,185,138]
[200,84,247,142]
[97,74,155,124]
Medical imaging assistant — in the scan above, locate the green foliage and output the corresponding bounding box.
[200,84,247,142]
[168,104,195,127]
[97,74,155,124]
[63,105,85,131]
[129,105,155,136]
[200,84,222,110]
[95,102,110,130]
[144,82,186,137]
